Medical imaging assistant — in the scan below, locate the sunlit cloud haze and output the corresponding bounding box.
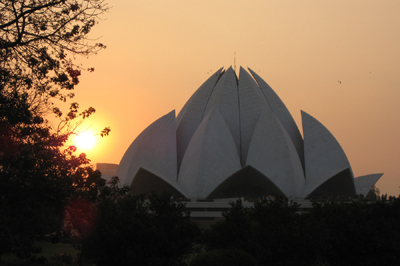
[69,0,400,196]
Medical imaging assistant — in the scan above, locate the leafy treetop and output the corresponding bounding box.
[0,0,109,118]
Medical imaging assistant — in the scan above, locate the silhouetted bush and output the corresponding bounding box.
[203,197,400,266]
[82,192,200,266]
[190,249,257,266]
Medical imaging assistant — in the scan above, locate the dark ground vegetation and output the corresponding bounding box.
[3,190,400,266]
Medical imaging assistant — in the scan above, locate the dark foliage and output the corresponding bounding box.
[308,199,400,266]
[203,197,400,266]
[190,249,257,266]
[1,0,108,107]
[82,192,201,266]
[0,0,109,260]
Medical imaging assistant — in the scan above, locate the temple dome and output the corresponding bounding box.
[116,67,382,200]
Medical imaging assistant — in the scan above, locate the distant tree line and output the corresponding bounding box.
[200,197,400,266]
[74,192,400,266]
[2,179,400,266]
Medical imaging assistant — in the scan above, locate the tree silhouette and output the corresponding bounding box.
[203,198,400,266]
[0,0,110,260]
[82,192,200,266]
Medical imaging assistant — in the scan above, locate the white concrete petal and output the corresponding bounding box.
[204,67,240,155]
[246,111,305,197]
[354,174,383,196]
[115,110,178,186]
[176,68,224,170]
[130,168,188,198]
[302,111,354,195]
[238,67,271,166]
[248,68,304,168]
[176,68,224,126]
[178,109,242,199]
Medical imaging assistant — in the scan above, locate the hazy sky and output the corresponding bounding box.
[69,0,400,196]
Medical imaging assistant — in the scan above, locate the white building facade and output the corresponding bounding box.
[116,67,382,200]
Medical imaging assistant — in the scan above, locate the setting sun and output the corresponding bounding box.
[74,131,96,151]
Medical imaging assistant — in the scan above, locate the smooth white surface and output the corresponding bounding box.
[178,109,241,199]
[354,173,383,196]
[248,68,304,167]
[302,110,354,195]
[116,110,177,186]
[246,110,305,197]
[176,68,223,170]
[203,67,241,154]
[238,67,271,165]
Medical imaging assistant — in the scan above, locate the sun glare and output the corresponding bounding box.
[74,131,96,151]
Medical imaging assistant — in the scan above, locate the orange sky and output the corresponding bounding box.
[68,1,400,196]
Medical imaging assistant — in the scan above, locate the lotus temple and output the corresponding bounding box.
[115,66,382,200]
